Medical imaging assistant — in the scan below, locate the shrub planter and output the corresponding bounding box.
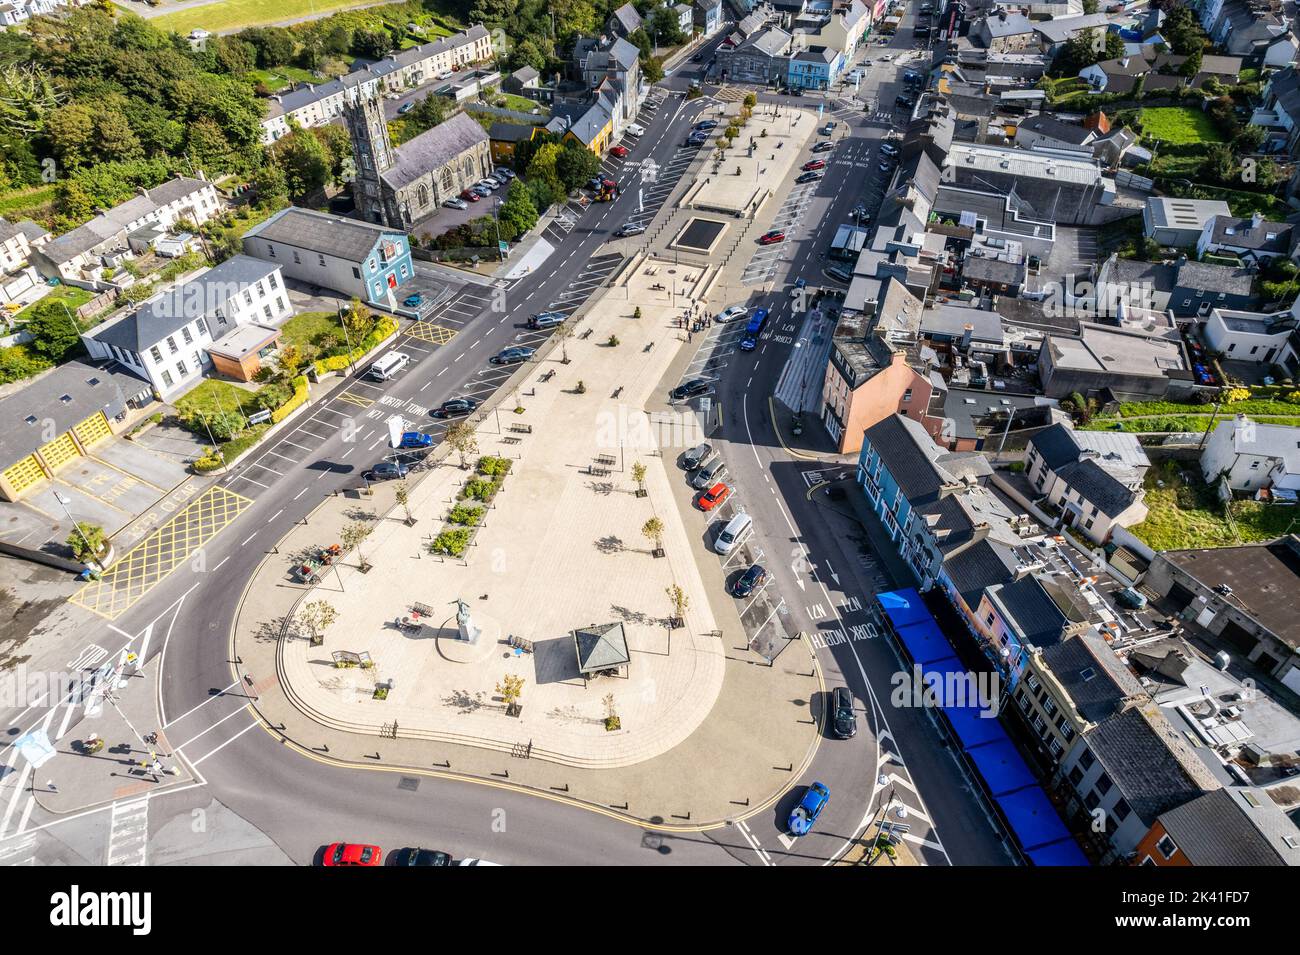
[652,546,665,558]
[604,716,621,732]
[668,615,684,628]
[506,702,522,718]
[635,489,648,498]
[373,686,389,700]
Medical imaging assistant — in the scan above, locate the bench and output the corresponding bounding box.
[509,423,532,434]
[588,466,611,477]
[539,369,556,383]
[595,453,616,466]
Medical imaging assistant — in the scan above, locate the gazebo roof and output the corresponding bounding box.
[573,622,630,673]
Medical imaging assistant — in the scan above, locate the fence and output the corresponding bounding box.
[1115,169,1154,192]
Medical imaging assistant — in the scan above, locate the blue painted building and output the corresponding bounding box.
[788,46,843,90]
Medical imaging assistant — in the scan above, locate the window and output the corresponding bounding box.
[1096,774,1112,796]
[150,346,163,363]
[1181,299,1190,308]
[275,297,284,312]
[1112,799,1130,822]
[902,388,912,403]
[1250,460,1260,469]
[182,327,193,345]
[167,336,178,354]
[263,305,272,320]
[161,370,173,388]
[368,258,376,272]
[1042,697,1057,717]
[216,312,227,327]
[985,612,995,627]
[400,264,408,279]
[1084,790,1100,811]
[1048,736,1063,757]
[1156,834,1177,859]
[1079,749,1095,771]
[293,250,301,264]
[352,267,361,279]
[176,360,188,377]
[196,318,209,338]
[318,254,326,267]
[1227,342,1235,352]
[243,290,253,306]
[192,352,201,370]
[256,281,265,297]
[1068,766,1084,786]
[1085,518,1094,529]
[269,273,279,289]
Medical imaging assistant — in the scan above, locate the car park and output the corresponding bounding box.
[527,311,566,329]
[672,378,712,401]
[802,159,826,171]
[682,442,712,470]
[831,686,857,739]
[323,843,382,866]
[442,197,469,209]
[403,293,423,307]
[731,563,767,597]
[490,346,534,365]
[366,461,410,482]
[697,482,732,511]
[714,305,748,324]
[795,171,821,184]
[392,847,453,866]
[692,458,728,490]
[759,230,786,244]
[787,782,830,836]
[398,431,434,449]
[431,397,478,418]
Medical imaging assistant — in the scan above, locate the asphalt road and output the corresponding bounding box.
[2,12,1010,867]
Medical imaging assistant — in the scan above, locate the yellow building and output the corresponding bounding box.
[488,122,545,165]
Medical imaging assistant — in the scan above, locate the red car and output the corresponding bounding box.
[460,188,480,202]
[323,843,382,866]
[611,145,630,158]
[802,159,826,171]
[698,482,732,511]
[759,230,786,245]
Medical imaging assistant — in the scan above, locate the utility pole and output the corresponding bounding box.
[337,303,357,376]
[1197,400,1223,451]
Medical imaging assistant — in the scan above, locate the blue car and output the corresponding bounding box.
[788,781,830,836]
[398,431,434,449]
[404,294,423,307]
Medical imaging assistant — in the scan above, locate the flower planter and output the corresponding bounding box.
[668,615,684,629]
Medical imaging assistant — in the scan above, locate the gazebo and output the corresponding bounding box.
[572,622,630,679]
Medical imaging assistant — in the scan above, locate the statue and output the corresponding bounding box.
[453,597,480,644]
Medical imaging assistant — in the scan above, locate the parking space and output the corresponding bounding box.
[620,141,707,232]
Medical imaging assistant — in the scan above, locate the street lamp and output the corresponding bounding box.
[492,198,504,262]
[55,492,101,569]
[336,303,357,376]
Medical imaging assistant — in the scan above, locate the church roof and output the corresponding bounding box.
[380,112,489,193]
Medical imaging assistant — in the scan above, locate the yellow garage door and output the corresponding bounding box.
[2,455,45,499]
[73,411,111,450]
[39,432,80,474]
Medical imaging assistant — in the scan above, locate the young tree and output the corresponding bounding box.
[553,318,575,363]
[631,461,647,496]
[499,179,538,235]
[445,420,479,469]
[341,519,376,570]
[665,583,689,625]
[298,599,338,646]
[642,516,665,553]
[66,522,107,564]
[394,480,413,524]
[496,673,525,714]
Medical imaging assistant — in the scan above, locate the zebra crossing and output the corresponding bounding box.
[106,796,150,866]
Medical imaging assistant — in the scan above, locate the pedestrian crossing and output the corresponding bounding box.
[106,796,149,866]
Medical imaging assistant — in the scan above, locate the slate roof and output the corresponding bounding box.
[245,207,402,262]
[1174,259,1255,297]
[1018,113,1093,146]
[1205,215,1292,254]
[863,413,950,501]
[489,122,538,143]
[1030,423,1083,471]
[963,254,1026,287]
[610,3,642,35]
[91,255,279,353]
[573,622,631,672]
[943,537,1019,606]
[982,12,1034,37]
[1056,457,1138,517]
[38,177,212,265]
[1156,788,1300,866]
[0,360,130,465]
[1085,704,1217,823]
[1161,541,1300,648]
[988,573,1069,647]
[382,112,489,193]
[1040,633,1131,723]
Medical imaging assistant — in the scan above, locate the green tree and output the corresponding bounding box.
[650,7,685,46]
[66,522,108,564]
[641,55,665,84]
[25,302,82,362]
[498,178,538,235]
[554,140,600,190]
[45,100,96,169]
[351,28,391,61]
[271,122,332,198]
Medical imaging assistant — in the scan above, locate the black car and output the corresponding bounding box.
[490,346,534,365]
[795,171,822,184]
[367,461,410,482]
[831,686,857,739]
[694,120,718,131]
[895,94,915,109]
[732,564,768,598]
[392,847,453,866]
[432,397,478,418]
[671,378,711,401]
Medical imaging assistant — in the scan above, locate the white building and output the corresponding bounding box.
[1025,422,1150,544]
[1201,415,1300,494]
[1142,197,1231,248]
[81,256,290,399]
[1203,306,1298,369]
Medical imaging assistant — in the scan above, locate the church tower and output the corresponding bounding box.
[344,93,396,226]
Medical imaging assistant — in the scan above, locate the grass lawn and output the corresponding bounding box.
[11,284,94,323]
[495,92,543,113]
[152,0,384,35]
[0,184,57,223]
[280,310,347,356]
[174,378,262,418]
[1130,461,1299,549]
[247,66,319,92]
[1138,106,1224,145]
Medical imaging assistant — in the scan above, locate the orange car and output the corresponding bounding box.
[698,482,732,511]
[323,843,382,866]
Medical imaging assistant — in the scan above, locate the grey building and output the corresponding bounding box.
[1171,258,1256,318]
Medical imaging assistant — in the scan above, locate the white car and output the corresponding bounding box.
[714,305,749,324]
[625,123,647,137]
[880,53,894,62]
[477,178,499,192]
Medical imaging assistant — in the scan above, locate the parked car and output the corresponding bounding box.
[615,223,645,237]
[1117,587,1148,610]
[403,293,423,307]
[611,145,630,158]
[323,843,382,866]
[787,782,830,836]
[880,141,900,157]
[477,178,499,192]
[681,442,712,470]
[527,311,566,329]
[367,461,410,482]
[812,140,834,153]
[672,378,712,401]
[471,184,492,197]
[714,305,748,324]
[496,168,516,180]
[694,120,718,131]
[692,458,726,490]
[397,102,414,114]
[820,121,835,135]
[587,175,605,191]
[795,171,821,184]
[460,189,481,202]
[391,847,453,866]
[443,197,469,210]
[895,94,915,109]
[697,482,732,511]
[831,686,857,739]
[732,563,768,597]
[802,159,826,171]
[625,123,646,137]
[431,397,478,418]
[687,132,707,146]
[398,431,434,449]
[490,346,534,365]
[759,230,786,244]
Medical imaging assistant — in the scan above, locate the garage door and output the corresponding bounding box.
[1219,620,1259,655]
[73,411,111,450]
[2,454,45,500]
[39,431,80,474]
[1168,582,1197,611]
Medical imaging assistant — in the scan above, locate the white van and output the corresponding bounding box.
[367,351,410,381]
[714,512,752,555]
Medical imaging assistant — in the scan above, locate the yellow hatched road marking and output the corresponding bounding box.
[69,486,252,619]
[405,321,456,345]
[336,391,374,408]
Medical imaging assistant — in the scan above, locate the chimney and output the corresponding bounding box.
[1250,210,1264,230]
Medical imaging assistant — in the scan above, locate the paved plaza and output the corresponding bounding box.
[683,105,814,217]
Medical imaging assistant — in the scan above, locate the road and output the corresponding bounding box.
[1,11,1010,867]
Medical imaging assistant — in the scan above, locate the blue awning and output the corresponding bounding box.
[941,701,1008,749]
[995,786,1073,851]
[894,617,957,665]
[964,739,1038,796]
[877,588,930,628]
[1026,839,1090,867]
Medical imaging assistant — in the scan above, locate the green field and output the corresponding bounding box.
[174,378,262,418]
[247,65,319,92]
[151,0,385,35]
[1129,461,1297,550]
[1138,106,1224,145]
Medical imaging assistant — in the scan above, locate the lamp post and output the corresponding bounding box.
[56,492,101,569]
[493,198,504,262]
[336,303,357,376]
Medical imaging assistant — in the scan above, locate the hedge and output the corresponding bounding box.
[271,375,309,423]
[312,314,400,376]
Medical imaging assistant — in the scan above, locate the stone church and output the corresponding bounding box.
[344,95,492,231]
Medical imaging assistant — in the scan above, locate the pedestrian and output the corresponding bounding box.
[46,780,57,793]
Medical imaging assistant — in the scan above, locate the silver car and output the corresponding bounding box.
[692,459,728,490]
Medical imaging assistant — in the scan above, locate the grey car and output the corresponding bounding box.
[682,442,712,470]
[692,459,728,490]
